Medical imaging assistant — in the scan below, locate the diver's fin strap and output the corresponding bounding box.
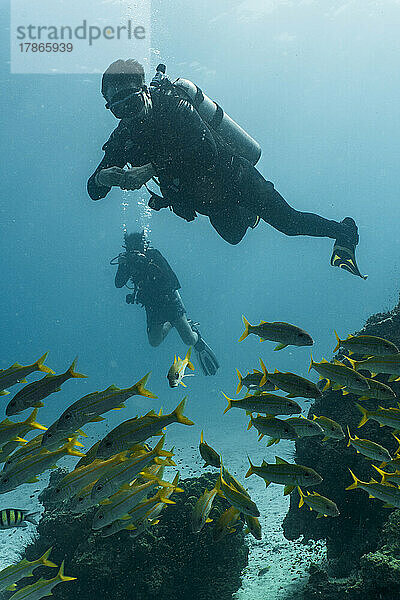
[330,244,367,279]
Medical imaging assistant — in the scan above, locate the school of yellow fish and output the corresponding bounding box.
[2,320,400,597]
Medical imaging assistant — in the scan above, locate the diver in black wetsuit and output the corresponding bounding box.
[88,59,364,278]
[111,231,219,376]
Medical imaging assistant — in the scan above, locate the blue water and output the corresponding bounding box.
[1,0,400,595]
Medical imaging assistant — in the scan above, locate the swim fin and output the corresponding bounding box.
[330,217,367,279]
[189,321,219,376]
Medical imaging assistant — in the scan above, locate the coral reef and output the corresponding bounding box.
[283,295,400,593]
[17,470,248,600]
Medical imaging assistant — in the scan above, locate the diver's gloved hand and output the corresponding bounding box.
[120,164,155,191]
[96,166,126,187]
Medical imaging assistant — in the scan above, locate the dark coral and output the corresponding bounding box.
[283,295,400,593]
[17,469,248,600]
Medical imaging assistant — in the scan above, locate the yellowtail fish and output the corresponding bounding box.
[0,548,57,593]
[8,561,76,600]
[357,404,400,430]
[342,377,396,402]
[6,358,87,416]
[0,409,47,448]
[285,416,324,438]
[0,509,38,530]
[347,353,400,381]
[0,353,54,394]
[219,472,260,517]
[167,347,194,388]
[96,397,194,459]
[213,506,241,542]
[68,481,98,514]
[223,391,301,417]
[244,514,262,540]
[191,479,220,533]
[0,437,85,494]
[346,469,400,507]
[53,452,128,502]
[125,488,177,528]
[248,415,298,443]
[312,416,345,441]
[239,315,313,351]
[246,456,323,495]
[2,434,49,473]
[74,440,102,469]
[236,369,274,394]
[90,437,174,503]
[199,431,221,468]
[297,487,339,518]
[334,332,399,357]
[347,427,392,462]
[372,466,400,486]
[41,374,157,451]
[309,354,370,392]
[260,360,322,399]
[221,465,251,499]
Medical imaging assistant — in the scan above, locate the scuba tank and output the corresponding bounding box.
[150,64,262,166]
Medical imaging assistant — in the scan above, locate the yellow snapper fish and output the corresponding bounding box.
[199,431,221,469]
[260,360,322,399]
[341,377,396,402]
[347,427,392,462]
[372,466,400,486]
[357,404,400,430]
[95,397,194,459]
[239,315,313,351]
[212,506,241,542]
[248,415,298,444]
[5,358,86,416]
[333,331,399,357]
[285,416,324,438]
[312,416,345,441]
[244,514,262,540]
[8,561,76,600]
[219,472,260,517]
[0,437,85,494]
[90,437,174,503]
[221,465,251,499]
[41,374,157,451]
[53,452,128,502]
[167,347,194,388]
[236,369,275,394]
[223,391,301,417]
[309,354,370,392]
[347,354,400,381]
[0,548,57,593]
[0,353,54,395]
[246,456,323,495]
[297,487,340,518]
[2,434,55,473]
[68,481,97,514]
[0,409,47,449]
[191,479,221,533]
[346,469,400,508]
[0,509,39,530]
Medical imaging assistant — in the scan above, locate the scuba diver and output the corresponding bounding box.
[88,59,365,279]
[111,231,219,376]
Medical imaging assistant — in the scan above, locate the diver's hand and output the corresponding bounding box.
[120,164,155,190]
[96,167,126,187]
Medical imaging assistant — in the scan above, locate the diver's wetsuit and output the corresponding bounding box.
[88,88,343,245]
[115,248,186,331]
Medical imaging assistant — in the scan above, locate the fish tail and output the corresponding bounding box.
[38,547,58,569]
[185,347,195,371]
[259,358,268,387]
[371,464,387,483]
[238,315,251,342]
[297,487,305,508]
[308,352,314,373]
[346,357,357,370]
[245,456,254,478]
[236,369,243,394]
[346,425,353,446]
[56,561,77,583]
[133,372,158,399]
[172,397,194,426]
[35,352,54,374]
[333,330,341,353]
[153,436,167,456]
[24,408,47,431]
[222,392,233,414]
[356,404,369,428]
[67,357,87,379]
[24,511,39,525]
[345,469,359,490]
[0,390,10,396]
[64,438,86,458]
[200,430,204,444]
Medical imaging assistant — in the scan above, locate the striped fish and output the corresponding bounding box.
[0,509,38,529]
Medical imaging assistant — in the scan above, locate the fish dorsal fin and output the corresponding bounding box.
[173,355,177,365]
[274,369,279,374]
[275,456,289,464]
[261,459,268,466]
[106,384,119,392]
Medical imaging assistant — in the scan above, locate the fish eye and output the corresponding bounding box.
[105,441,112,448]
[78,497,84,502]
[55,488,61,493]
[64,414,72,420]
[96,484,103,491]
[47,433,53,439]
[175,373,180,379]
[98,514,104,520]
[1,477,8,483]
